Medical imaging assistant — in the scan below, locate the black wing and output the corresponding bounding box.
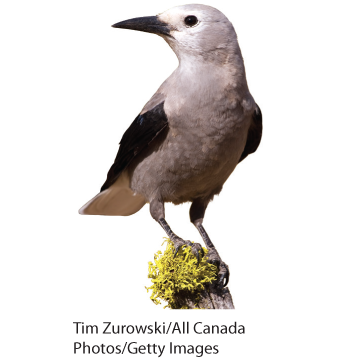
[101,101,168,191]
[239,104,262,163]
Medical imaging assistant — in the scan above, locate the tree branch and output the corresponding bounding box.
[174,285,235,309]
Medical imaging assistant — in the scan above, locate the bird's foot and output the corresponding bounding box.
[172,237,204,264]
[206,247,230,287]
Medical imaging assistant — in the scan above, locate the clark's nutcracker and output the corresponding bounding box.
[79,4,262,287]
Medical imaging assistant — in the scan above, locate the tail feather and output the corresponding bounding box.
[79,172,146,216]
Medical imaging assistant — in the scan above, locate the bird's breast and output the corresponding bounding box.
[166,105,250,170]
[165,88,251,160]
[130,71,254,203]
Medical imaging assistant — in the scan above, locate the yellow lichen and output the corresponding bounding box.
[146,238,217,309]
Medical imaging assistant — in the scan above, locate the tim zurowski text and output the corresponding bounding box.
[73,321,245,335]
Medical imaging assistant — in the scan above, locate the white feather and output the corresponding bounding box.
[79,171,146,216]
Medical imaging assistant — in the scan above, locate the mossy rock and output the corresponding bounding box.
[146,239,217,309]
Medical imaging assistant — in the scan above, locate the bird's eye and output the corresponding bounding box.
[184,15,198,27]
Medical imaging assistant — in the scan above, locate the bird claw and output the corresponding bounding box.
[190,242,205,266]
[171,237,229,285]
[206,248,230,287]
[173,238,204,265]
[217,262,229,288]
[173,237,190,257]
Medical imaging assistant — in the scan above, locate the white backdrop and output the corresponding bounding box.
[1,0,349,359]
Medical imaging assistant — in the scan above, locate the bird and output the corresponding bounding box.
[79,4,262,287]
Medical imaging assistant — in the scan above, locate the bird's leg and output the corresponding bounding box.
[150,199,204,262]
[195,223,229,287]
[158,217,191,254]
[190,199,230,287]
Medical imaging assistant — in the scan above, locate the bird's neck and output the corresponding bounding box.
[168,37,249,95]
[176,51,249,97]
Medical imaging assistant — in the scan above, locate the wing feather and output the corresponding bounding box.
[239,104,262,163]
[100,101,168,191]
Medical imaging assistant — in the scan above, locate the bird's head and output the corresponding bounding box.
[112,4,240,65]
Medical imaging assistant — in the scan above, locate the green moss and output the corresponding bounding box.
[146,238,217,309]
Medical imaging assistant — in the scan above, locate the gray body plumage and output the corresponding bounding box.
[130,62,255,205]
[79,5,262,286]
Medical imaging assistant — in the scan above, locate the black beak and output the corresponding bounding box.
[112,16,172,37]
